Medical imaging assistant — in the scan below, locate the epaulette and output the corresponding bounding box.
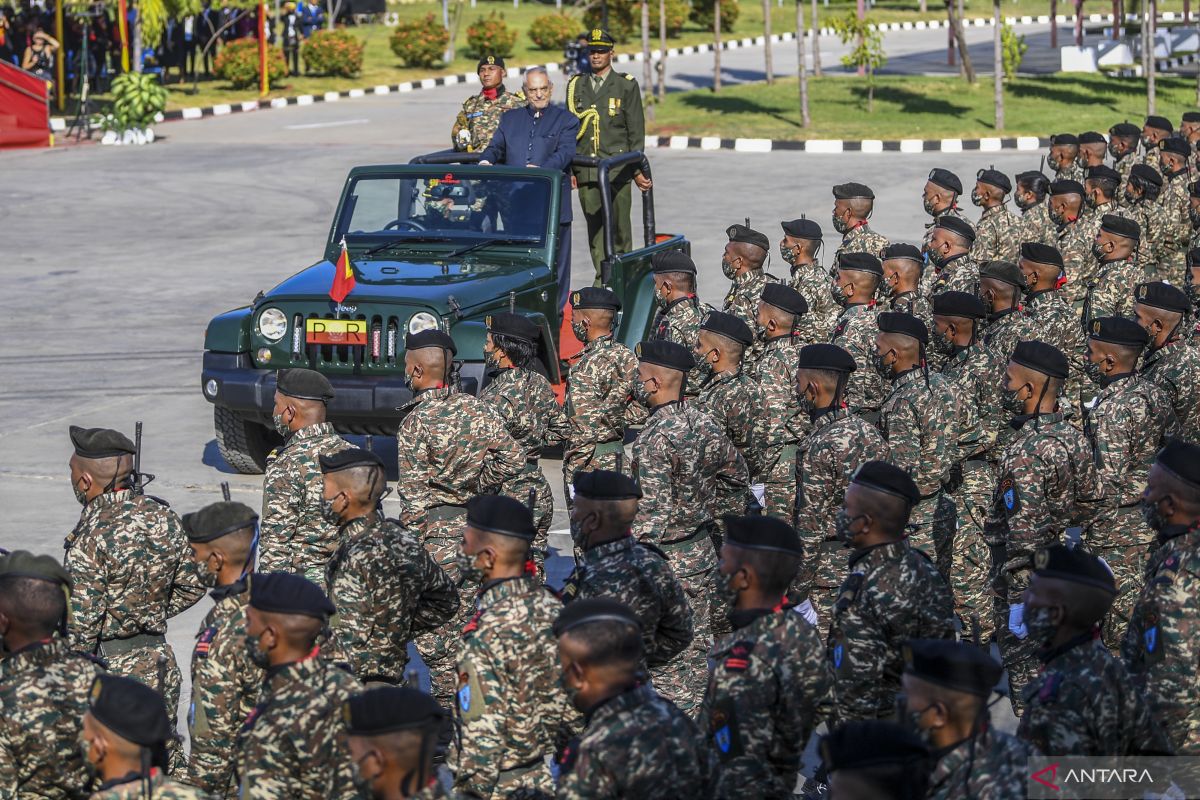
[635,541,669,560]
[624,73,634,81]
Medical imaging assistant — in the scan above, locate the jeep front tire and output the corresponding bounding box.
[213,406,281,474]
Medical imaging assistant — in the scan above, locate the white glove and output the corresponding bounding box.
[750,483,766,507]
[795,599,818,626]
[567,484,575,501]
[1008,602,1027,639]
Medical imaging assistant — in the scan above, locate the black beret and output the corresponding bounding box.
[926,167,962,194]
[1157,438,1200,490]
[405,329,457,355]
[571,287,621,311]
[89,674,172,747]
[1011,340,1069,379]
[587,28,615,49]
[1087,316,1150,348]
[1078,130,1106,144]
[1085,165,1121,184]
[1099,214,1140,242]
[466,494,535,540]
[821,721,928,772]
[344,686,446,735]
[700,310,754,346]
[69,425,135,459]
[249,572,336,619]
[572,469,642,501]
[1190,181,1200,199]
[1134,281,1191,313]
[934,215,976,244]
[319,447,384,474]
[1161,137,1190,157]
[1050,132,1079,146]
[932,291,986,320]
[832,182,875,200]
[1109,122,1141,138]
[1019,242,1064,268]
[881,243,924,263]
[902,639,1002,697]
[553,597,641,637]
[1130,163,1163,187]
[1033,544,1117,594]
[1049,179,1085,197]
[476,54,505,70]
[975,167,1011,193]
[635,339,694,372]
[877,311,929,344]
[760,283,809,316]
[797,343,856,372]
[276,368,335,402]
[850,460,920,506]
[0,550,71,587]
[723,514,803,556]
[836,251,884,276]
[182,501,259,544]
[780,218,823,239]
[650,249,697,275]
[1183,111,1200,123]
[726,223,770,253]
[1191,248,1200,267]
[487,312,539,343]
[1145,115,1173,133]
[979,260,1027,289]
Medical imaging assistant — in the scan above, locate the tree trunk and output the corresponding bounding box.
[920,0,927,11]
[1112,0,1120,39]
[132,14,143,73]
[946,0,975,82]
[856,0,865,76]
[714,0,722,91]
[763,0,774,83]
[811,0,821,76]
[657,0,666,100]
[1074,0,1083,46]
[642,0,653,118]
[993,0,1003,129]
[1050,0,1058,47]
[445,0,464,64]
[1147,0,1156,115]
[797,0,809,126]
[867,64,874,112]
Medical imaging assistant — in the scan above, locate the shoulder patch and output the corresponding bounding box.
[194,626,218,659]
[1037,672,1063,703]
[624,73,634,80]
[996,475,1020,516]
[457,661,486,723]
[709,696,744,761]
[556,736,581,777]
[723,640,755,672]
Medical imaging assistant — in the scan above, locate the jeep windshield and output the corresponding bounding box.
[335,170,554,251]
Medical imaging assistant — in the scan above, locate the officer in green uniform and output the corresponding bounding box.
[568,28,651,284]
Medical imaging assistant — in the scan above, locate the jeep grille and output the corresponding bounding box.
[291,312,403,369]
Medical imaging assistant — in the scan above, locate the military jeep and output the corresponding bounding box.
[201,152,686,474]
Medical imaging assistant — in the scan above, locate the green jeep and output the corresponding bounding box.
[201,152,687,473]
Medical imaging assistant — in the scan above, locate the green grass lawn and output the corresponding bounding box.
[647,73,1200,140]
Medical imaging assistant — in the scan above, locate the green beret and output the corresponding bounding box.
[0,550,71,588]
[182,502,259,544]
[69,426,135,459]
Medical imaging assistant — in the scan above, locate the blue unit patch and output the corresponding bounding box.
[1145,626,1157,653]
[1004,487,1016,510]
[458,684,471,712]
[833,643,844,669]
[714,725,731,754]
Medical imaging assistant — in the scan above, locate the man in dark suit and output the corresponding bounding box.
[480,66,580,311]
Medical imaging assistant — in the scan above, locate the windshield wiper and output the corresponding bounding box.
[445,236,540,259]
[361,235,454,256]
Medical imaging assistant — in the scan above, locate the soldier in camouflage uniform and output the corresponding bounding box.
[554,598,715,798]
[560,470,697,714]
[1189,186,1200,254]
[820,721,930,800]
[1048,133,1085,183]
[831,182,889,263]
[978,259,1032,363]
[182,502,264,795]
[1140,115,1174,168]
[701,516,834,798]
[987,342,1105,713]
[881,243,932,335]
[259,368,352,586]
[82,675,210,800]
[64,425,205,773]
[874,312,960,577]
[1123,439,1200,754]
[1153,137,1193,285]
[1181,112,1200,170]
[1082,318,1179,649]
[235,573,363,799]
[926,216,979,297]
[720,223,775,362]
[1017,545,1171,756]
[343,686,458,800]
[1013,170,1057,249]
[479,312,571,566]
[780,217,838,341]
[899,639,1031,800]
[921,168,964,251]
[451,56,525,152]
[1083,214,1142,326]
[792,344,889,632]
[969,168,1018,263]
[1078,130,1108,170]
[0,551,102,799]
[394,329,524,706]
[1048,179,1094,304]
[829,252,885,420]
[321,448,459,685]
[452,496,574,798]
[1082,164,1148,266]
[1135,281,1200,442]
[1109,122,1142,202]
[826,462,956,723]
[647,250,706,397]
[1123,164,1167,271]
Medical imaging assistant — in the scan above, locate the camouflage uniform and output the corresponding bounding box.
[325,513,459,684]
[234,654,363,799]
[556,683,715,800]
[1058,217,1098,305]
[1053,162,1085,184]
[724,269,774,364]
[64,489,204,772]
[985,411,1105,712]
[1114,152,1138,202]
[187,579,262,795]
[1024,288,1093,415]
[788,260,839,342]
[1083,374,1178,649]
[453,576,573,799]
[1140,338,1200,442]
[972,203,1018,263]
[926,728,1032,800]
[834,222,889,263]
[701,607,834,798]
[888,291,933,334]
[1014,201,1057,250]
[0,637,102,799]
[751,333,808,520]
[89,772,212,799]
[979,307,1034,364]
[1082,256,1141,326]
[922,206,964,254]
[259,422,351,586]
[695,369,770,484]
[451,86,525,152]
[792,408,889,631]
[830,303,883,419]
[1018,633,1170,755]
[560,537,697,715]
[826,540,956,723]
[930,253,980,297]
[1123,525,1200,753]
[650,296,707,396]
[564,334,644,487]
[395,386,525,704]
[1156,172,1192,285]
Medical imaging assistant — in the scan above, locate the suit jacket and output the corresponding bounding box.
[480,103,580,224]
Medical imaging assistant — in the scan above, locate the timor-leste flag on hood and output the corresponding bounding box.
[330,239,356,303]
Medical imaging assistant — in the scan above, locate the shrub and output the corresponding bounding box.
[214,37,287,90]
[528,13,578,51]
[1001,22,1027,80]
[389,13,449,68]
[690,0,740,33]
[301,29,364,77]
[108,71,167,130]
[466,12,518,59]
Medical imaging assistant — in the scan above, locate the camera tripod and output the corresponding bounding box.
[66,12,98,141]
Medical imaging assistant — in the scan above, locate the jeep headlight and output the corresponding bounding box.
[408,312,439,335]
[257,307,288,342]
